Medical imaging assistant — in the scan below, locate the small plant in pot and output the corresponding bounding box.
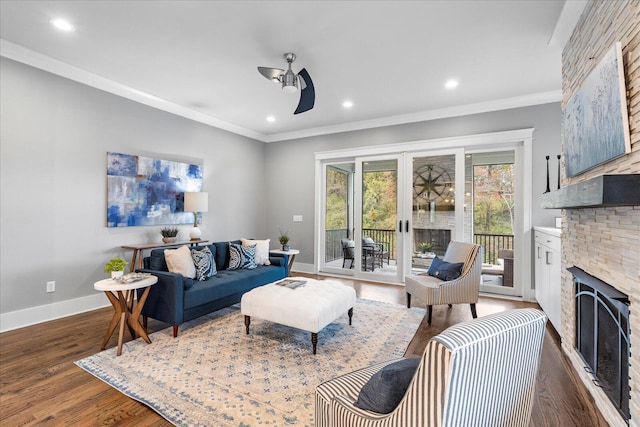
[105,257,128,280]
[160,227,179,244]
[418,242,433,254]
[278,227,290,251]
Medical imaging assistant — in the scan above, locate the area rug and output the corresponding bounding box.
[75,299,425,426]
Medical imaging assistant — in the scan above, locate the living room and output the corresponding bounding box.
[1,1,638,426]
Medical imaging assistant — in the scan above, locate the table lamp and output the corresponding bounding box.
[184,192,208,240]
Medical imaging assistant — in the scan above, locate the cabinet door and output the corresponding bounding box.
[534,241,546,305]
[546,246,562,332]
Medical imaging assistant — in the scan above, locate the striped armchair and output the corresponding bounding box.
[315,308,547,427]
[405,241,482,324]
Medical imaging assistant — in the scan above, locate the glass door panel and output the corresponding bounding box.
[409,153,464,275]
[321,162,355,274]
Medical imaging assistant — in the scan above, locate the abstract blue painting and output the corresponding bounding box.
[563,42,631,177]
[107,152,203,227]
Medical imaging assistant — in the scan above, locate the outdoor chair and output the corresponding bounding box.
[341,238,355,269]
[315,308,547,427]
[405,241,482,324]
[362,237,390,271]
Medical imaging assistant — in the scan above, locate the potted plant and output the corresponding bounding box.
[418,242,433,254]
[160,227,179,244]
[278,227,290,251]
[105,257,128,280]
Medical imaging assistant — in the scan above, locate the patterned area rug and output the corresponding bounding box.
[76,299,425,426]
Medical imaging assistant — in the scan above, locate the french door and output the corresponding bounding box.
[320,154,404,284]
[315,129,533,299]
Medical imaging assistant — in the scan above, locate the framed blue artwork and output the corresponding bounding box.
[107,152,203,227]
[563,42,631,178]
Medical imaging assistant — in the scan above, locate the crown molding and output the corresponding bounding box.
[2,39,561,144]
[0,39,265,141]
[264,91,560,142]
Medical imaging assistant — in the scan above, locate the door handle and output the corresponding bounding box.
[405,220,409,233]
[399,220,403,233]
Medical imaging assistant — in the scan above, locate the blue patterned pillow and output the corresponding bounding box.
[191,246,216,280]
[228,243,257,270]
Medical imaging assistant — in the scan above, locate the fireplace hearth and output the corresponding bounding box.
[570,266,630,423]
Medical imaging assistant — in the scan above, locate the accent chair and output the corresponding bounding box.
[315,308,548,427]
[405,241,482,324]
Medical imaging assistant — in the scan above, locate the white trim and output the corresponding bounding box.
[0,293,109,333]
[268,95,556,142]
[1,40,557,144]
[0,40,264,141]
[548,0,588,47]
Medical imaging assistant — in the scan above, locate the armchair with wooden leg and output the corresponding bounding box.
[405,241,482,324]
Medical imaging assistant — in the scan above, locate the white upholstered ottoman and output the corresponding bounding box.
[241,277,356,354]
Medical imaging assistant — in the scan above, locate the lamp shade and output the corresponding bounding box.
[184,192,208,213]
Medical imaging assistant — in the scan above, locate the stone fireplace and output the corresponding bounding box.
[558,2,639,426]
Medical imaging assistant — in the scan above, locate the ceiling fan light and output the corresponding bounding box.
[281,70,298,93]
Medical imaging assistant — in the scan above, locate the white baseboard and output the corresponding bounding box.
[290,262,315,274]
[0,293,109,333]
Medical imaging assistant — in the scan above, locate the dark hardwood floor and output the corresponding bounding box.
[0,273,609,426]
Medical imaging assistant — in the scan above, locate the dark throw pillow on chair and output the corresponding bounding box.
[353,357,421,414]
[427,256,464,281]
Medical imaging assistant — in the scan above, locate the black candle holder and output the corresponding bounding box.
[557,154,561,190]
[544,156,550,194]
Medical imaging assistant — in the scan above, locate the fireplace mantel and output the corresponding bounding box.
[542,174,640,209]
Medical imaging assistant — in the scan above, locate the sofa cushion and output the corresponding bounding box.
[228,242,257,270]
[212,240,241,271]
[191,246,217,281]
[149,249,169,271]
[241,238,271,265]
[164,245,196,279]
[427,255,464,281]
[353,357,421,414]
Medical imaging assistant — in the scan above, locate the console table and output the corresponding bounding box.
[121,239,208,272]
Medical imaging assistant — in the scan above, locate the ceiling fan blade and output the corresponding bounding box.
[258,66,284,82]
[294,68,315,114]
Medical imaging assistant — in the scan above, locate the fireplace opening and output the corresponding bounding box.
[413,229,451,256]
[570,266,630,423]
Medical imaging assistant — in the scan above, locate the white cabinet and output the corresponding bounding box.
[534,227,562,335]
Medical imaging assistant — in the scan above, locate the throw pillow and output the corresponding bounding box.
[191,246,217,281]
[240,238,271,265]
[353,357,421,414]
[164,245,196,279]
[228,242,257,270]
[427,256,464,281]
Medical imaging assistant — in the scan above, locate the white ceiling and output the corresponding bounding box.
[0,1,584,142]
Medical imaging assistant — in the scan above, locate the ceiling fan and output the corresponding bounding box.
[258,52,315,115]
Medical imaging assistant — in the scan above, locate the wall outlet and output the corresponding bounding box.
[293,215,303,222]
[46,281,55,293]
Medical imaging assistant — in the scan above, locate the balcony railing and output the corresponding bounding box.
[325,229,513,266]
[473,233,514,264]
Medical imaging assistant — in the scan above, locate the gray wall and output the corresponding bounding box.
[0,58,266,314]
[0,55,561,319]
[265,103,562,265]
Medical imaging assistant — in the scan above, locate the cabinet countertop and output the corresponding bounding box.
[533,226,561,238]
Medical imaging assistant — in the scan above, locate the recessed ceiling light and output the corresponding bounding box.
[266,116,276,123]
[50,18,75,32]
[445,79,459,89]
[342,100,353,109]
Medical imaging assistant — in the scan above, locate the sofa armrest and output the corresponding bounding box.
[269,253,289,267]
[136,268,185,326]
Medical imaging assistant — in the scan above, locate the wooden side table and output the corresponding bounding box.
[94,275,158,356]
[121,239,209,272]
[269,249,300,276]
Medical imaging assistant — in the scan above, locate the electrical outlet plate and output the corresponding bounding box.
[293,215,303,222]
[46,281,55,293]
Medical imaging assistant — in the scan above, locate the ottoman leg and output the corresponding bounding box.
[348,307,353,325]
[244,315,251,334]
[311,332,318,355]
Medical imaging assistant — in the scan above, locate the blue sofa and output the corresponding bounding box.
[137,240,288,337]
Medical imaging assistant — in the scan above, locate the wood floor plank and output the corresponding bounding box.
[0,275,608,426]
